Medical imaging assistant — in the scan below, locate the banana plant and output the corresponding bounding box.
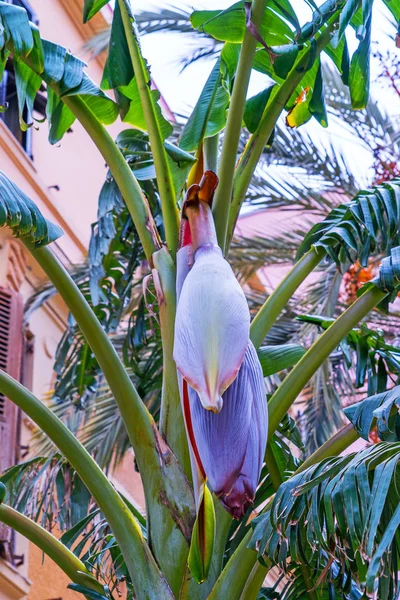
[0,0,400,598]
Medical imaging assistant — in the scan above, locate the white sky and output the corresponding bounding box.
[129,1,399,186]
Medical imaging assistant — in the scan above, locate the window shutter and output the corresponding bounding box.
[0,287,23,544]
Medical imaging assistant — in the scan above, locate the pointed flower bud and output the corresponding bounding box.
[188,341,268,518]
[174,198,250,413]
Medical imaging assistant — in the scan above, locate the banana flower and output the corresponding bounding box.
[174,173,268,520]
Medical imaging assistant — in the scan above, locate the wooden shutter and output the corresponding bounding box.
[0,287,23,544]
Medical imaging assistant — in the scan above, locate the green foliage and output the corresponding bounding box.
[298,316,400,395]
[250,442,400,599]
[297,180,400,267]
[0,482,6,504]
[345,385,400,442]
[0,1,118,144]
[258,344,306,376]
[0,170,62,246]
[179,58,231,152]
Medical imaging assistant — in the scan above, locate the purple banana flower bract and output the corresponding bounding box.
[188,341,268,518]
[174,244,250,413]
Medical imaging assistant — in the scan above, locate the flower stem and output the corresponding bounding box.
[227,19,338,248]
[212,0,268,251]
[0,504,104,596]
[0,371,172,600]
[118,0,180,258]
[268,285,387,436]
[250,248,324,349]
[153,248,190,476]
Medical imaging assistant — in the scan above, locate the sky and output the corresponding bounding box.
[127,0,399,186]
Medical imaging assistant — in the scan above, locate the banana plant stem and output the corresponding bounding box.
[204,135,220,173]
[227,19,338,248]
[212,0,267,250]
[268,285,387,436]
[0,504,104,597]
[0,371,172,600]
[118,0,180,258]
[29,245,157,468]
[27,244,193,597]
[250,248,324,349]
[297,423,359,474]
[153,248,190,476]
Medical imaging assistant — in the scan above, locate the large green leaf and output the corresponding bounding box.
[344,386,400,442]
[0,170,63,246]
[257,343,305,376]
[101,1,133,90]
[0,3,118,144]
[83,0,110,23]
[179,59,229,152]
[119,79,173,140]
[243,86,276,134]
[190,1,294,45]
[349,12,372,109]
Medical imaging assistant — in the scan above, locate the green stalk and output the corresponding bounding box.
[207,535,265,600]
[212,0,267,250]
[62,95,160,264]
[268,285,387,436]
[227,20,338,248]
[239,563,269,600]
[28,244,194,597]
[118,0,180,257]
[153,248,190,476]
[29,245,157,464]
[204,135,220,173]
[250,248,324,349]
[0,371,172,600]
[0,504,104,596]
[297,423,359,474]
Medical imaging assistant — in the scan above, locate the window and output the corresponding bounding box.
[0,0,42,158]
[0,287,23,562]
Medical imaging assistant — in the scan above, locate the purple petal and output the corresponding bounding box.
[174,245,250,412]
[219,343,268,518]
[188,342,267,515]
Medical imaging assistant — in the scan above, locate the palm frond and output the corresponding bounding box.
[251,442,400,600]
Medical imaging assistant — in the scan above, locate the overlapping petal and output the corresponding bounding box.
[174,244,250,412]
[189,342,268,518]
